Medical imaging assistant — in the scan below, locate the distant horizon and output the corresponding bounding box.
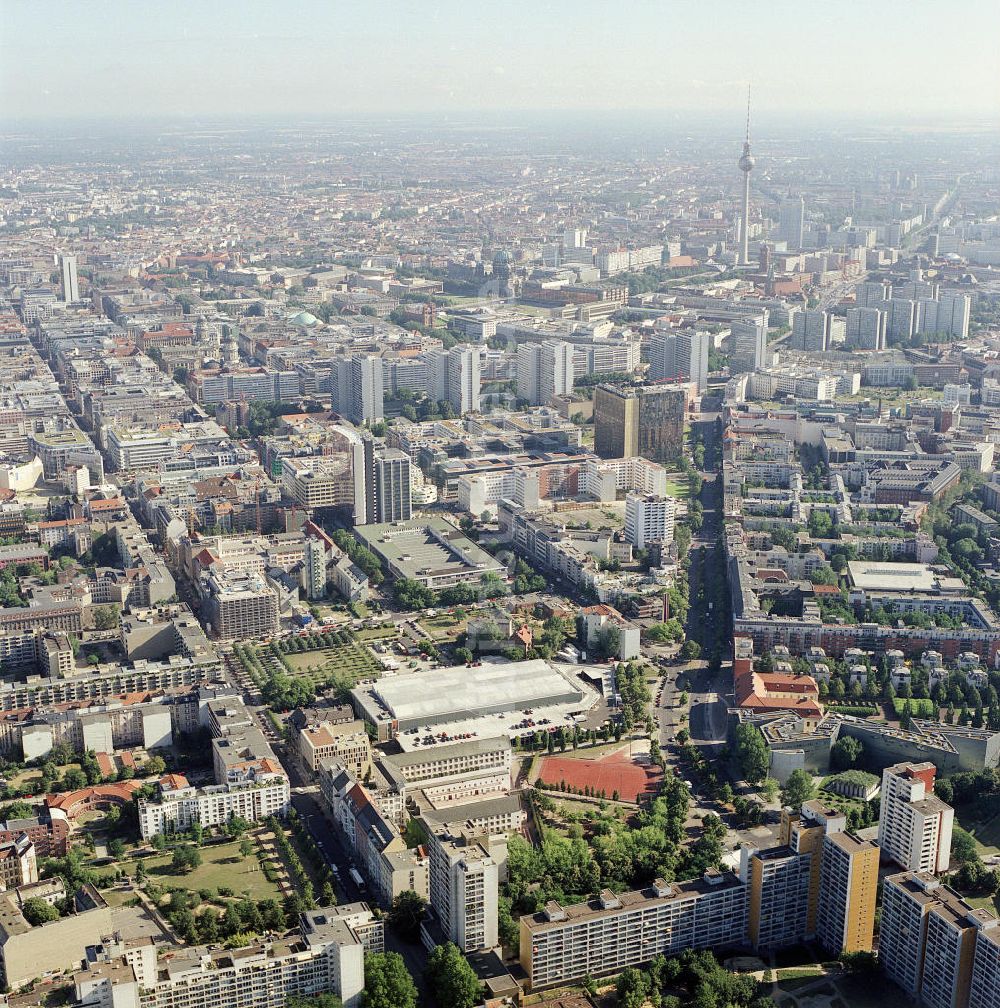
[2,107,998,133]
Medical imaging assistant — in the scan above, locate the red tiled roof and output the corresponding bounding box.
[735,668,823,718]
[88,498,125,510]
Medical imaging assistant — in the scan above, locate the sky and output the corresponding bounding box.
[2,0,999,123]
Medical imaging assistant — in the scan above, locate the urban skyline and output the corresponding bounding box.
[1,5,1000,1008]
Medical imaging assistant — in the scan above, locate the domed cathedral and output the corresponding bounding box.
[491,249,520,298]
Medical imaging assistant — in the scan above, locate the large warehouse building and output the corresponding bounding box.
[351,659,588,740]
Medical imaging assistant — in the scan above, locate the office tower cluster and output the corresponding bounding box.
[853,272,971,343]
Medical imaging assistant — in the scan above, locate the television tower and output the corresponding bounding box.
[738,86,755,265]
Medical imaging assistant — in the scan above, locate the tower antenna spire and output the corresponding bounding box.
[737,85,756,266]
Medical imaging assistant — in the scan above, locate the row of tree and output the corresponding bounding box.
[612,948,776,1008]
[360,944,481,1008]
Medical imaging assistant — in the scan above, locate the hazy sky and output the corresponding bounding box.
[3,0,999,122]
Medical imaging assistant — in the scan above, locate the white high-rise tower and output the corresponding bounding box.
[738,88,755,265]
[59,254,80,304]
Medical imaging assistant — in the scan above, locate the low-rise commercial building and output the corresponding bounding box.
[295,720,372,778]
[0,883,113,989]
[353,517,506,591]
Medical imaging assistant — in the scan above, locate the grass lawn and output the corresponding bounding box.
[281,642,379,683]
[966,893,1000,913]
[961,812,1000,856]
[664,479,692,500]
[100,887,140,908]
[8,763,84,792]
[775,968,825,982]
[355,626,397,642]
[892,697,936,718]
[135,840,282,901]
[419,614,465,639]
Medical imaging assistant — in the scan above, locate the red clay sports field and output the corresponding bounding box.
[537,747,663,802]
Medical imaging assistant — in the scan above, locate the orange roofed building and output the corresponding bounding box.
[733,635,823,721]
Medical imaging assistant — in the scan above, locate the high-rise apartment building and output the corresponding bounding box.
[648,329,709,391]
[918,292,972,339]
[334,356,384,425]
[516,340,574,405]
[970,910,1000,1008]
[427,346,482,414]
[791,310,830,352]
[624,493,676,550]
[845,306,887,350]
[741,800,878,956]
[880,871,1000,1008]
[878,762,954,875]
[446,346,481,414]
[740,843,811,951]
[425,829,500,953]
[303,537,327,600]
[886,298,917,342]
[855,280,892,308]
[519,872,747,991]
[59,254,80,304]
[370,449,412,524]
[778,196,805,249]
[730,315,769,373]
[519,802,875,992]
[593,384,686,464]
[815,831,880,955]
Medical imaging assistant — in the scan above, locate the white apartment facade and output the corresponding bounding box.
[137,772,290,839]
[877,762,954,875]
[624,493,676,550]
[75,907,381,1008]
[519,873,747,990]
[426,830,500,953]
[517,341,574,405]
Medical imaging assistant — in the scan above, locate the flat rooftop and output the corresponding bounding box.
[354,658,586,727]
[355,517,504,580]
[523,871,745,933]
[847,560,937,593]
